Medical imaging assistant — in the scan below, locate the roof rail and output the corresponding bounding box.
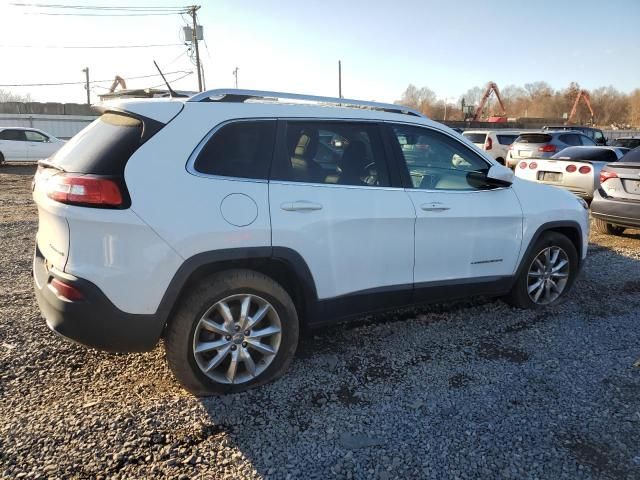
[187,89,427,118]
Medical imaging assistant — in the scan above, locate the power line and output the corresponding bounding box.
[149,71,194,89]
[24,12,185,16]
[12,3,188,11]
[1,43,185,49]
[0,70,192,87]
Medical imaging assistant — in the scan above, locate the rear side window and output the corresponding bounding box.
[49,112,161,175]
[559,134,582,146]
[579,135,596,146]
[272,121,390,187]
[612,138,640,149]
[462,133,487,144]
[193,121,276,180]
[0,129,26,141]
[496,134,518,145]
[516,134,551,144]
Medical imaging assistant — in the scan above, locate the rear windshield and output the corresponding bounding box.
[49,112,160,175]
[620,147,640,163]
[496,134,518,145]
[515,134,551,144]
[551,147,617,162]
[612,138,640,149]
[462,132,487,144]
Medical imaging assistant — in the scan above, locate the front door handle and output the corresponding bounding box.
[421,202,450,212]
[280,201,323,212]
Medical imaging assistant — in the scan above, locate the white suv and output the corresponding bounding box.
[33,90,589,395]
[462,129,520,166]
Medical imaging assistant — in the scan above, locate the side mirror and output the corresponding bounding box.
[486,164,514,186]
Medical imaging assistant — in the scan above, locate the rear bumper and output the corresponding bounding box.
[33,245,165,352]
[591,190,640,229]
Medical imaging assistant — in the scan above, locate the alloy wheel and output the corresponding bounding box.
[192,294,282,384]
[527,246,570,305]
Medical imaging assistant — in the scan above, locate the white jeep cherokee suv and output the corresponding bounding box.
[33,90,589,395]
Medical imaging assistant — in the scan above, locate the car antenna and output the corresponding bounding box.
[153,60,177,98]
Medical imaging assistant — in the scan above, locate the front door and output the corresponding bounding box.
[387,123,523,285]
[269,120,415,318]
[25,130,52,160]
[0,129,27,161]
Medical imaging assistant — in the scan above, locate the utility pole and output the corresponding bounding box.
[82,67,90,105]
[188,5,203,92]
[233,67,238,88]
[338,60,342,98]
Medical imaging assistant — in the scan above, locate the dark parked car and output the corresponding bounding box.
[591,147,640,234]
[611,137,640,150]
[542,125,606,146]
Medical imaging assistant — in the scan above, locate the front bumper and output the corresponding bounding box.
[591,189,640,229]
[33,245,165,352]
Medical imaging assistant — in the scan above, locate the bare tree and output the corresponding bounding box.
[0,89,32,102]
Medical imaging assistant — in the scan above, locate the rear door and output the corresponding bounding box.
[269,120,415,312]
[0,129,27,161]
[386,123,523,285]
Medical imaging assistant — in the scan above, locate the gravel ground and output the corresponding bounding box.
[1,163,639,479]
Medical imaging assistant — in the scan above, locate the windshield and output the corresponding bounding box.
[620,147,640,163]
[551,147,617,162]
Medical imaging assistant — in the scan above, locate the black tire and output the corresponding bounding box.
[0,152,4,166]
[503,231,579,309]
[593,217,625,236]
[496,157,505,166]
[165,269,299,396]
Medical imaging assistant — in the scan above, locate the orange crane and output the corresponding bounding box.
[567,89,594,124]
[473,81,507,122]
[108,75,127,93]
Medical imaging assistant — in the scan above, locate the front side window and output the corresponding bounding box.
[25,131,48,142]
[272,121,390,187]
[0,129,26,141]
[390,125,491,191]
[193,121,276,180]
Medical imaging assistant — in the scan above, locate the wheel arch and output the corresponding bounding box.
[516,221,584,278]
[156,247,318,333]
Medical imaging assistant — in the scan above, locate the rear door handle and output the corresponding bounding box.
[421,202,450,212]
[280,201,323,212]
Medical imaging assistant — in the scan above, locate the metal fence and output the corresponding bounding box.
[603,130,640,140]
[0,113,96,139]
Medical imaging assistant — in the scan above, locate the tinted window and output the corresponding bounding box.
[552,147,617,162]
[272,122,389,187]
[620,147,640,163]
[194,121,276,180]
[496,134,518,145]
[559,134,582,146]
[0,129,26,141]
[25,130,48,142]
[49,112,156,175]
[612,138,640,149]
[579,135,596,146]
[391,125,491,191]
[515,134,551,144]
[462,132,487,144]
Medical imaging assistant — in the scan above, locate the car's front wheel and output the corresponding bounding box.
[165,269,299,395]
[504,231,578,309]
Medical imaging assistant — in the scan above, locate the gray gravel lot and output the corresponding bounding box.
[1,164,639,479]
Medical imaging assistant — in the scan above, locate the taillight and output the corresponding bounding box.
[578,165,591,174]
[518,161,527,169]
[45,173,123,207]
[529,162,538,170]
[566,164,577,173]
[484,137,493,150]
[538,144,557,153]
[600,170,618,183]
[49,278,84,301]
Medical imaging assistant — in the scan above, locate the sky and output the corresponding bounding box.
[1,0,639,105]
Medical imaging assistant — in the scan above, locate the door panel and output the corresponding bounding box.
[407,188,523,283]
[25,130,51,160]
[0,129,27,161]
[387,123,523,284]
[270,182,415,299]
[269,120,415,301]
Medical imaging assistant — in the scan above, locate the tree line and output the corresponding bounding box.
[397,82,640,127]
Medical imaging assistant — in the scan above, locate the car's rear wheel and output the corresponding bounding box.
[165,269,299,395]
[496,157,505,166]
[593,217,625,236]
[0,152,4,166]
[503,231,578,309]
